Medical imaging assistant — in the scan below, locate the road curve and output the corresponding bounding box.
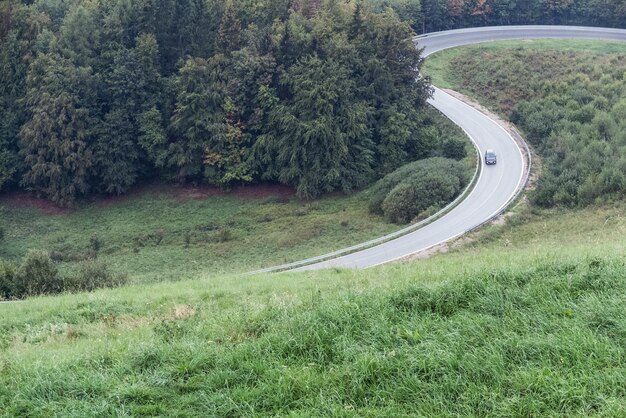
[264,26,626,273]
[2,27,624,305]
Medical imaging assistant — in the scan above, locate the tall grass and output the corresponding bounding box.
[3,198,626,415]
[1,251,625,416]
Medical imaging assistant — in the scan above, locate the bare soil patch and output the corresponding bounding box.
[0,192,73,216]
[172,185,225,202]
[174,184,295,202]
[402,235,473,263]
[1,183,297,214]
[233,184,295,199]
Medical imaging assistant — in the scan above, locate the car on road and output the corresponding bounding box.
[485,149,497,165]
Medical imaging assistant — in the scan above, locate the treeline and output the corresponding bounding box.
[376,0,626,33]
[4,1,622,207]
[0,0,443,206]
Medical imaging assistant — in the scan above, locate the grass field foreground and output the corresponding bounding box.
[2,205,626,416]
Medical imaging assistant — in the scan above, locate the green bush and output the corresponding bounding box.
[14,250,63,297]
[370,158,469,224]
[369,159,442,215]
[67,260,128,292]
[441,137,467,160]
[381,182,421,224]
[382,170,462,223]
[0,252,127,300]
[0,261,17,300]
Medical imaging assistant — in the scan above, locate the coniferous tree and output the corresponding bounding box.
[169,57,227,182]
[94,34,162,194]
[0,2,48,191]
[0,30,25,190]
[20,53,97,205]
[259,55,375,197]
[216,2,242,55]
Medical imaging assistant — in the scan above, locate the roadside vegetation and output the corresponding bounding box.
[424,39,626,207]
[369,157,469,223]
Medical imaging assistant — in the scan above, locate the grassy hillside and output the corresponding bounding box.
[2,40,626,416]
[2,207,626,416]
[424,39,626,207]
[3,195,626,416]
[1,185,398,283]
[0,106,471,284]
[424,39,626,94]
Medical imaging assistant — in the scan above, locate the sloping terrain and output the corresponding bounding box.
[2,35,626,417]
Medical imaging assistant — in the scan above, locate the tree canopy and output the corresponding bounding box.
[375,0,626,33]
[2,0,624,205]
[0,0,440,204]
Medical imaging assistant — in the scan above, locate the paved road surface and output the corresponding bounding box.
[260,26,626,272]
[418,25,626,57]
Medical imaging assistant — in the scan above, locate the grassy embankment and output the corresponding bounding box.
[1,40,626,416]
[2,203,626,415]
[421,37,626,255]
[424,38,626,94]
[425,39,626,208]
[3,187,397,283]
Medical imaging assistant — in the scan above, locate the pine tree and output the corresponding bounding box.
[20,54,96,206]
[138,107,168,168]
[94,34,162,194]
[0,3,47,192]
[258,55,375,197]
[303,0,323,18]
[0,31,25,190]
[169,57,227,182]
[203,97,253,186]
[216,2,242,55]
[93,109,139,195]
[349,2,366,40]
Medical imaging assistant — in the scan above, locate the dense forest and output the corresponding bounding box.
[0,0,441,205]
[1,0,626,206]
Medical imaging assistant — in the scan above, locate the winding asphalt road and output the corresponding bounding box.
[2,27,624,305]
[260,25,626,273]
